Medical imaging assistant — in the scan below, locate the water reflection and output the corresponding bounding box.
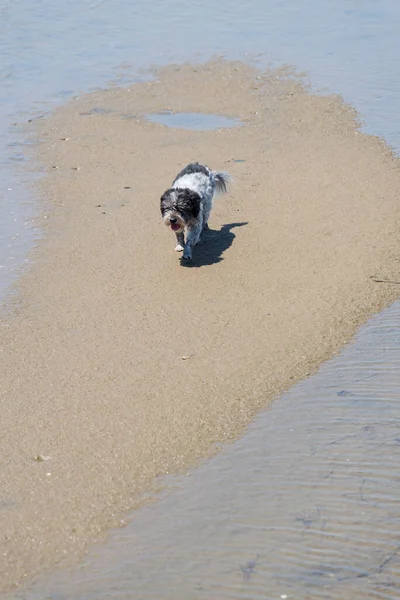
[147,112,242,130]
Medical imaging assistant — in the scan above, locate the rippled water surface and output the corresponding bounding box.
[1,0,400,598]
[1,0,400,299]
[12,302,400,599]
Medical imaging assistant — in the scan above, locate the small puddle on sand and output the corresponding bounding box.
[146,112,243,130]
[11,301,400,599]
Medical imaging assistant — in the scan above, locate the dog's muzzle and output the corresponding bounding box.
[164,213,184,232]
[169,218,181,231]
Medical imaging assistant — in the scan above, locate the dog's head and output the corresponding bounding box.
[160,188,201,233]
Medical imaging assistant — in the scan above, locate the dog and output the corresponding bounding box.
[160,163,231,260]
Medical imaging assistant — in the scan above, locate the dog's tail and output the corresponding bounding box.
[213,170,232,194]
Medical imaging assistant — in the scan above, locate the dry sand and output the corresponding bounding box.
[1,60,399,593]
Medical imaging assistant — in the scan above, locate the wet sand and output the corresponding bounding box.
[1,60,399,593]
[17,302,400,599]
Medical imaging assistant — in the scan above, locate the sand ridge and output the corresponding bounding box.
[0,60,399,592]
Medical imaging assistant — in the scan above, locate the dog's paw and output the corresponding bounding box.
[174,244,184,252]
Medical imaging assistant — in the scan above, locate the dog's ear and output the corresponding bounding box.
[179,189,201,218]
[160,190,172,215]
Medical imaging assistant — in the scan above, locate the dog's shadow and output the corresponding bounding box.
[181,222,248,268]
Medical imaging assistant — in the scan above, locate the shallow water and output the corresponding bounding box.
[2,0,400,300]
[147,112,242,130]
[11,301,400,599]
[1,0,400,597]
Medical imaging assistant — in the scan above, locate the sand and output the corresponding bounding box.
[0,60,399,593]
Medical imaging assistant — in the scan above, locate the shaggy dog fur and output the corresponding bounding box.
[160,163,230,260]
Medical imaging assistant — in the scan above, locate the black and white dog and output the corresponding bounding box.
[160,163,230,260]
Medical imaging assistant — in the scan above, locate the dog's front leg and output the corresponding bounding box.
[183,223,202,260]
[175,231,185,252]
